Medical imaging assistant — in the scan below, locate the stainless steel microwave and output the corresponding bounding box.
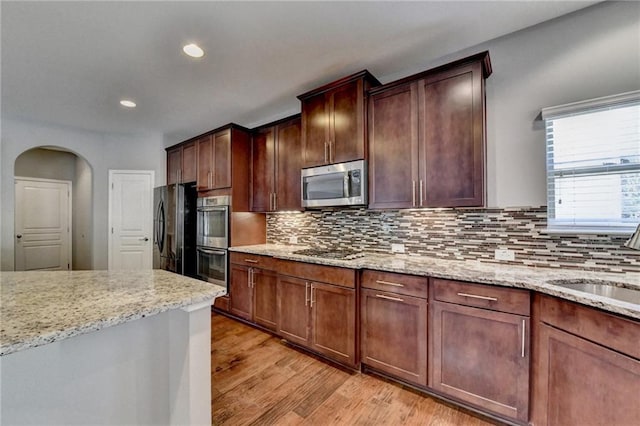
[301,160,367,208]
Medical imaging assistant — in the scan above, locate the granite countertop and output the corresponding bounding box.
[230,244,640,320]
[0,269,226,356]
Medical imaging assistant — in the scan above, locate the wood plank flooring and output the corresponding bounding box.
[211,313,497,426]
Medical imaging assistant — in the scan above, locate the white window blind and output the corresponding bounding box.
[542,91,640,234]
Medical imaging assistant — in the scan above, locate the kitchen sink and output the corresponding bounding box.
[547,279,640,305]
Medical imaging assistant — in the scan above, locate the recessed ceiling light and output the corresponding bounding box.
[120,100,136,108]
[183,43,204,58]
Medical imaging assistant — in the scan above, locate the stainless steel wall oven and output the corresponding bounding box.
[196,195,230,287]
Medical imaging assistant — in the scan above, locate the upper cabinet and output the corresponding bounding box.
[171,124,252,212]
[197,128,234,191]
[368,52,492,209]
[166,141,197,184]
[298,71,380,168]
[251,115,302,212]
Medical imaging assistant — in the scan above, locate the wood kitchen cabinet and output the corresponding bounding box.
[429,278,530,423]
[229,253,278,331]
[197,125,252,191]
[531,294,640,426]
[298,70,380,168]
[360,270,428,387]
[277,260,358,368]
[197,129,232,190]
[251,115,302,212]
[166,141,196,184]
[368,52,491,209]
[194,124,252,212]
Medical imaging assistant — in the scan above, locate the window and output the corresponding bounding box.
[542,91,640,234]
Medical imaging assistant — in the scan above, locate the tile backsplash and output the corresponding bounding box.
[267,207,640,273]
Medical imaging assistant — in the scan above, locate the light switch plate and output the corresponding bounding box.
[289,236,298,244]
[391,243,405,253]
[494,248,515,261]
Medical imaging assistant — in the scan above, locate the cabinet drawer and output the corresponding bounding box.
[229,252,275,270]
[361,270,428,299]
[278,259,356,288]
[432,278,530,316]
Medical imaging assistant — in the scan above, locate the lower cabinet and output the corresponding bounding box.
[310,282,356,364]
[531,294,640,426]
[360,271,428,386]
[229,253,278,331]
[277,275,311,346]
[429,279,530,423]
[277,261,358,368]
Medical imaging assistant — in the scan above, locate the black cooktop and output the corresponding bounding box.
[292,248,366,260]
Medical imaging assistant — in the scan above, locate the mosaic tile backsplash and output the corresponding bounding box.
[266,207,640,273]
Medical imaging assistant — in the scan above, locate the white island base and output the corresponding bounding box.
[1,301,212,425]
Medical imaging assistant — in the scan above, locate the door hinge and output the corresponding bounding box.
[111,227,114,234]
[111,183,114,190]
[68,263,70,270]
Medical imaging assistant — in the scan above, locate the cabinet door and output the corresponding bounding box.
[330,80,363,164]
[253,268,278,331]
[275,118,302,211]
[361,289,427,386]
[419,62,484,207]
[196,136,212,190]
[310,282,356,367]
[167,147,181,185]
[229,264,252,321]
[430,301,529,422]
[277,275,310,347]
[212,129,232,189]
[368,82,419,209]
[181,142,197,183]
[533,323,640,426]
[301,94,329,167]
[251,127,275,212]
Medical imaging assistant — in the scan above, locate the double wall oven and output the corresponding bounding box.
[196,195,229,287]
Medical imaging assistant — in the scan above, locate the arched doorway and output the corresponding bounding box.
[14,146,93,270]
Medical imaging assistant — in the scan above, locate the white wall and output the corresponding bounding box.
[382,1,640,207]
[1,118,166,270]
[74,156,93,269]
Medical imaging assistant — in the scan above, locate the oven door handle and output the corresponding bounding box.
[197,207,228,212]
[197,248,226,256]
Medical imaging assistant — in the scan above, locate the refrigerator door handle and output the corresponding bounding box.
[158,199,165,253]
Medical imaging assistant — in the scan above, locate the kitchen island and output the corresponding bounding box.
[0,269,225,425]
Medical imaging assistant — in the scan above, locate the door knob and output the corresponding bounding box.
[140,237,149,241]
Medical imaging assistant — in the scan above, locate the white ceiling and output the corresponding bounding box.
[2,1,599,143]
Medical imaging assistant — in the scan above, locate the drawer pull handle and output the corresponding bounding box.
[375,294,404,302]
[244,259,259,264]
[456,292,498,302]
[376,280,404,287]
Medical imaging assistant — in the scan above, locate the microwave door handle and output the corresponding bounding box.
[344,174,349,198]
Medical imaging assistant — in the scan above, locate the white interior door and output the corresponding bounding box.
[109,170,154,270]
[15,177,72,271]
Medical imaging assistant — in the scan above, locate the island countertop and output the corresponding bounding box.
[229,244,640,320]
[0,269,225,356]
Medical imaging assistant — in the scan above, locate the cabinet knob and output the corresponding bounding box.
[16,234,22,239]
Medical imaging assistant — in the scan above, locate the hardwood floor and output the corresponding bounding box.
[211,312,496,426]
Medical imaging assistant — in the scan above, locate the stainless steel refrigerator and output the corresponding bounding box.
[153,183,197,277]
